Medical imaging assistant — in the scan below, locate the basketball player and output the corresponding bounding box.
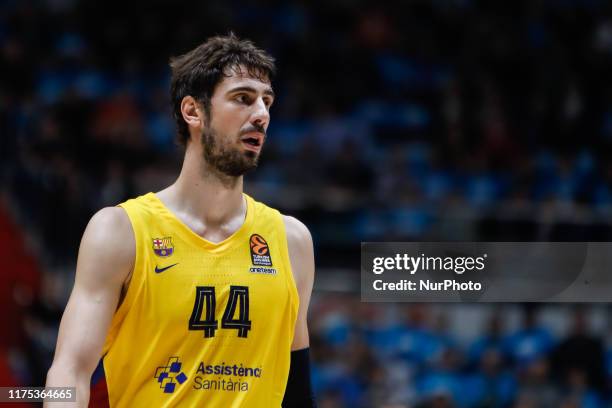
[45,34,316,407]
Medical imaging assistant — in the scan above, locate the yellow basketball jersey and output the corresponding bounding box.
[92,193,299,407]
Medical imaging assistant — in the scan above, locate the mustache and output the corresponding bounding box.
[240,123,266,137]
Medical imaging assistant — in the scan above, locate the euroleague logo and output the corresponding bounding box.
[250,234,272,266]
[250,234,269,256]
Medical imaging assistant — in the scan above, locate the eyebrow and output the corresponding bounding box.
[227,86,275,99]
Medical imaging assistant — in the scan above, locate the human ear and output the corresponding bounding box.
[181,96,203,129]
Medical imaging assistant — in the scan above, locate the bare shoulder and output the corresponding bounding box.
[77,206,134,287]
[282,215,314,287]
[282,215,313,249]
[83,206,133,252]
[87,206,131,231]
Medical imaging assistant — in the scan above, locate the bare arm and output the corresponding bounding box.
[45,207,134,407]
[283,215,315,351]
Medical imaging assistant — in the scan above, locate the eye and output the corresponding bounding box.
[235,94,252,104]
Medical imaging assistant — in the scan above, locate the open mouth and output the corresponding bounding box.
[242,137,261,147]
[240,132,264,150]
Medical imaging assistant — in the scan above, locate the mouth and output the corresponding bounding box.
[240,132,264,152]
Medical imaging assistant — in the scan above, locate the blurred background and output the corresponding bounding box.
[2,0,612,407]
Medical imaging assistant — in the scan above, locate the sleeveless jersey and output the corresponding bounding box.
[91,193,299,407]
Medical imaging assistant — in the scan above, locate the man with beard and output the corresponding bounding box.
[46,34,316,408]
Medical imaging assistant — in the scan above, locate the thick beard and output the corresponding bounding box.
[201,125,259,178]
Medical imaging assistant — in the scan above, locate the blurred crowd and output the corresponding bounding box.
[1,0,612,406]
[310,300,612,408]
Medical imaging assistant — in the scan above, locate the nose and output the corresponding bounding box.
[250,97,270,130]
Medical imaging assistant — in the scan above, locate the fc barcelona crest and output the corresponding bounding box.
[153,237,174,257]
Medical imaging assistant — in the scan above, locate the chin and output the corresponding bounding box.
[221,159,259,177]
[207,148,260,177]
[244,150,258,160]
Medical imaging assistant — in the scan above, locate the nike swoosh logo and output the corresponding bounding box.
[155,263,179,274]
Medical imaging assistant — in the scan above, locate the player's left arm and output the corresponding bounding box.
[283,215,316,407]
[284,215,314,349]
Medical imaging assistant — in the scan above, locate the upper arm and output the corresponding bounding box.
[283,215,315,351]
[50,206,134,377]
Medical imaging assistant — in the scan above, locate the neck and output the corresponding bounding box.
[160,144,245,228]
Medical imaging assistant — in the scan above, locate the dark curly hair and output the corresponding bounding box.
[169,33,276,146]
